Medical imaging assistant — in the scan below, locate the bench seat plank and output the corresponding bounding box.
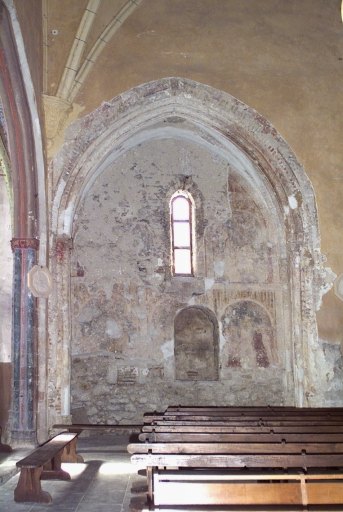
[147,414,343,422]
[147,419,343,427]
[142,424,343,433]
[131,452,343,468]
[166,406,343,413]
[53,423,140,432]
[139,432,343,443]
[128,441,343,455]
[17,433,78,468]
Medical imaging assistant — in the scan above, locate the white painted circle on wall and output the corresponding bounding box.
[27,265,53,298]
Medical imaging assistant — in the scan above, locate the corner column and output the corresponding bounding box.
[10,237,39,446]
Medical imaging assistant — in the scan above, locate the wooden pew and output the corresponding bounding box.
[53,423,141,434]
[130,407,343,509]
[128,440,343,508]
[139,430,343,443]
[144,413,343,423]
[143,423,343,433]
[52,423,142,458]
[14,432,83,503]
[166,405,343,415]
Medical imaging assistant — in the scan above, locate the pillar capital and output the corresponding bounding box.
[11,238,39,251]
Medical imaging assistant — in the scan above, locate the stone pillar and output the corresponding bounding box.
[10,237,39,446]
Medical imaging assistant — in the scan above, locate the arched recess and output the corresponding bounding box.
[49,77,335,426]
[174,306,219,381]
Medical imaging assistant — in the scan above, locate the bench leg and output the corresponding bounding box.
[14,467,52,503]
[61,437,84,463]
[147,466,154,508]
[42,449,71,480]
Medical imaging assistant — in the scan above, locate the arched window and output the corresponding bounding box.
[170,191,195,276]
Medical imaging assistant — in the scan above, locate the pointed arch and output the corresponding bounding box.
[49,77,335,425]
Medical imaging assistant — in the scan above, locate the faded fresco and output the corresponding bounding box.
[221,301,277,369]
[69,134,287,423]
[174,306,219,381]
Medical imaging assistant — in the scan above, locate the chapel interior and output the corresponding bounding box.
[0,0,343,456]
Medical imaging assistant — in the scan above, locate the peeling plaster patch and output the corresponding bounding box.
[63,204,74,234]
[78,305,101,323]
[288,194,298,210]
[52,178,67,232]
[283,205,290,216]
[62,387,70,416]
[106,319,122,339]
[161,339,173,359]
[205,278,215,291]
[107,366,117,384]
[103,280,114,300]
[214,260,225,277]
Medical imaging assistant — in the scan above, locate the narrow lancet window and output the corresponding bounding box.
[170,191,194,276]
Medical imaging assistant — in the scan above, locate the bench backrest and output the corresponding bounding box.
[142,424,343,433]
[130,451,343,469]
[139,431,343,443]
[128,441,343,455]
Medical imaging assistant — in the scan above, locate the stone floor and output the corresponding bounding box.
[0,434,148,512]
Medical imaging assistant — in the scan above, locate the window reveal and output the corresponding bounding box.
[170,192,195,276]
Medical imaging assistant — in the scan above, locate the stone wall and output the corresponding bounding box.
[69,128,290,422]
[49,78,338,426]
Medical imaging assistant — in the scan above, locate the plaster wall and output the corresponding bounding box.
[13,0,43,121]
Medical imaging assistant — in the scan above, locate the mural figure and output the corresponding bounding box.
[222,300,277,369]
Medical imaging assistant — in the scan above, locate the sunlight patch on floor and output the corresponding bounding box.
[62,462,88,477]
[98,461,137,475]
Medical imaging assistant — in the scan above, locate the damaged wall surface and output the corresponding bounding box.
[48,78,338,426]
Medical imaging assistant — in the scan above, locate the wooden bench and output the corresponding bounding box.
[142,422,343,433]
[129,440,343,509]
[53,423,141,434]
[144,413,343,423]
[140,430,343,443]
[166,405,343,415]
[14,432,83,503]
[129,407,343,509]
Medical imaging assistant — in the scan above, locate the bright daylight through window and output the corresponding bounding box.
[170,191,194,275]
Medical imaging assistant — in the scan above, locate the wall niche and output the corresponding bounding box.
[174,306,219,381]
[222,300,277,370]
